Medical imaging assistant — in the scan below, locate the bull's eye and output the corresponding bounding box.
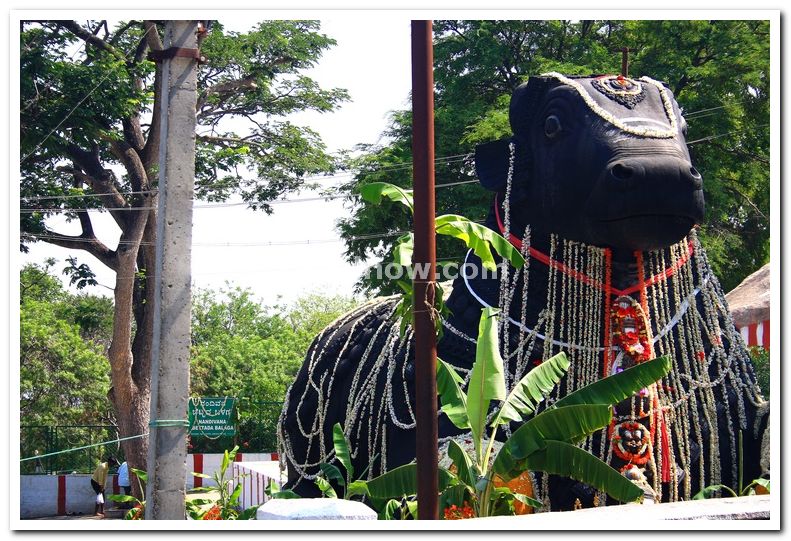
[544,115,562,138]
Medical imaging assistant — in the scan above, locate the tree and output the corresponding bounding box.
[336,20,769,294]
[20,20,348,476]
[20,262,114,427]
[189,286,357,451]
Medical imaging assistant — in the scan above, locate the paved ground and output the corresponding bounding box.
[28,508,126,520]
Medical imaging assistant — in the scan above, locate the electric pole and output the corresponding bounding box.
[411,19,439,520]
[145,20,199,520]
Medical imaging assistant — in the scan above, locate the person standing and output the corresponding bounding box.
[91,456,118,517]
[116,460,131,509]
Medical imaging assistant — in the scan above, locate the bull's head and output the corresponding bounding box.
[476,73,705,253]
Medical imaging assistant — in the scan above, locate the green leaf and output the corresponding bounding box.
[524,440,643,503]
[130,468,147,484]
[360,182,414,213]
[346,480,370,499]
[492,352,570,426]
[380,499,401,520]
[553,356,672,409]
[447,439,476,487]
[693,484,738,499]
[364,463,455,500]
[332,423,354,480]
[191,472,212,479]
[271,490,301,499]
[237,505,261,520]
[512,492,543,509]
[221,445,239,474]
[392,233,414,266]
[107,494,138,503]
[319,462,346,487]
[228,481,243,506]
[493,403,612,481]
[436,359,470,429]
[435,214,525,271]
[315,476,338,498]
[750,478,771,493]
[439,483,471,514]
[404,500,418,519]
[467,307,507,454]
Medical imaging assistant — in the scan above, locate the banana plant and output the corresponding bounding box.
[359,182,525,337]
[317,422,454,518]
[437,306,673,517]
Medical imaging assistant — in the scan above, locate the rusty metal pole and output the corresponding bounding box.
[411,19,438,520]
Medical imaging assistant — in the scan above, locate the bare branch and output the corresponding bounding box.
[38,227,118,271]
[60,20,125,61]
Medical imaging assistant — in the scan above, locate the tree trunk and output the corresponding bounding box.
[107,209,152,500]
[115,385,151,500]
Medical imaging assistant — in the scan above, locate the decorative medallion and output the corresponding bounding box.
[611,295,652,367]
[610,420,652,465]
[591,75,646,109]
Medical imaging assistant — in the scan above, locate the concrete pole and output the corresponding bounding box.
[145,20,198,520]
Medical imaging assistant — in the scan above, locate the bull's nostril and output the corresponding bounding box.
[689,166,702,179]
[611,163,634,181]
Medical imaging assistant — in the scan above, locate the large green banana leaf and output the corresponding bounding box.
[492,352,570,426]
[466,307,507,451]
[363,463,455,500]
[332,423,354,480]
[524,440,643,503]
[435,214,525,271]
[493,403,612,480]
[552,355,672,409]
[359,182,414,212]
[436,358,470,430]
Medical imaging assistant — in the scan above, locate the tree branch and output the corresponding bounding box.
[60,20,125,61]
[39,227,118,271]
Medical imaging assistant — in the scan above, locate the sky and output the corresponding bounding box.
[19,16,415,306]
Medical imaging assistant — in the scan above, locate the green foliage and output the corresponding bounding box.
[358,181,521,337]
[189,446,260,519]
[337,20,769,295]
[750,346,770,399]
[188,287,357,452]
[108,467,147,520]
[19,263,113,427]
[436,308,671,517]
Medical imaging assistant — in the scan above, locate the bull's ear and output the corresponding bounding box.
[474,137,528,193]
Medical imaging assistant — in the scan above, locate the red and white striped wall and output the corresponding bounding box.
[187,452,279,489]
[21,452,281,519]
[738,320,770,350]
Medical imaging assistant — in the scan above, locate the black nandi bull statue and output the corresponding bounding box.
[279,73,769,511]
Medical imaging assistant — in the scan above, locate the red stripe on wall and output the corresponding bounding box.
[270,452,278,461]
[235,452,243,462]
[57,475,66,515]
[748,323,758,347]
[193,454,203,488]
[762,320,770,349]
[112,474,119,494]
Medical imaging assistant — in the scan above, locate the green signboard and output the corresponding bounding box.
[188,397,237,438]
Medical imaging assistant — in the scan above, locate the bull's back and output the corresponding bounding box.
[279,296,420,492]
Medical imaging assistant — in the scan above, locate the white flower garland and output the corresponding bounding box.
[541,72,679,139]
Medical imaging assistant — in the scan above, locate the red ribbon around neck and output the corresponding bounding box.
[493,196,694,297]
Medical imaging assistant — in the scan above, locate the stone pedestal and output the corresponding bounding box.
[256,498,377,520]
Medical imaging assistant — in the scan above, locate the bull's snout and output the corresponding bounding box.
[606,158,703,192]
